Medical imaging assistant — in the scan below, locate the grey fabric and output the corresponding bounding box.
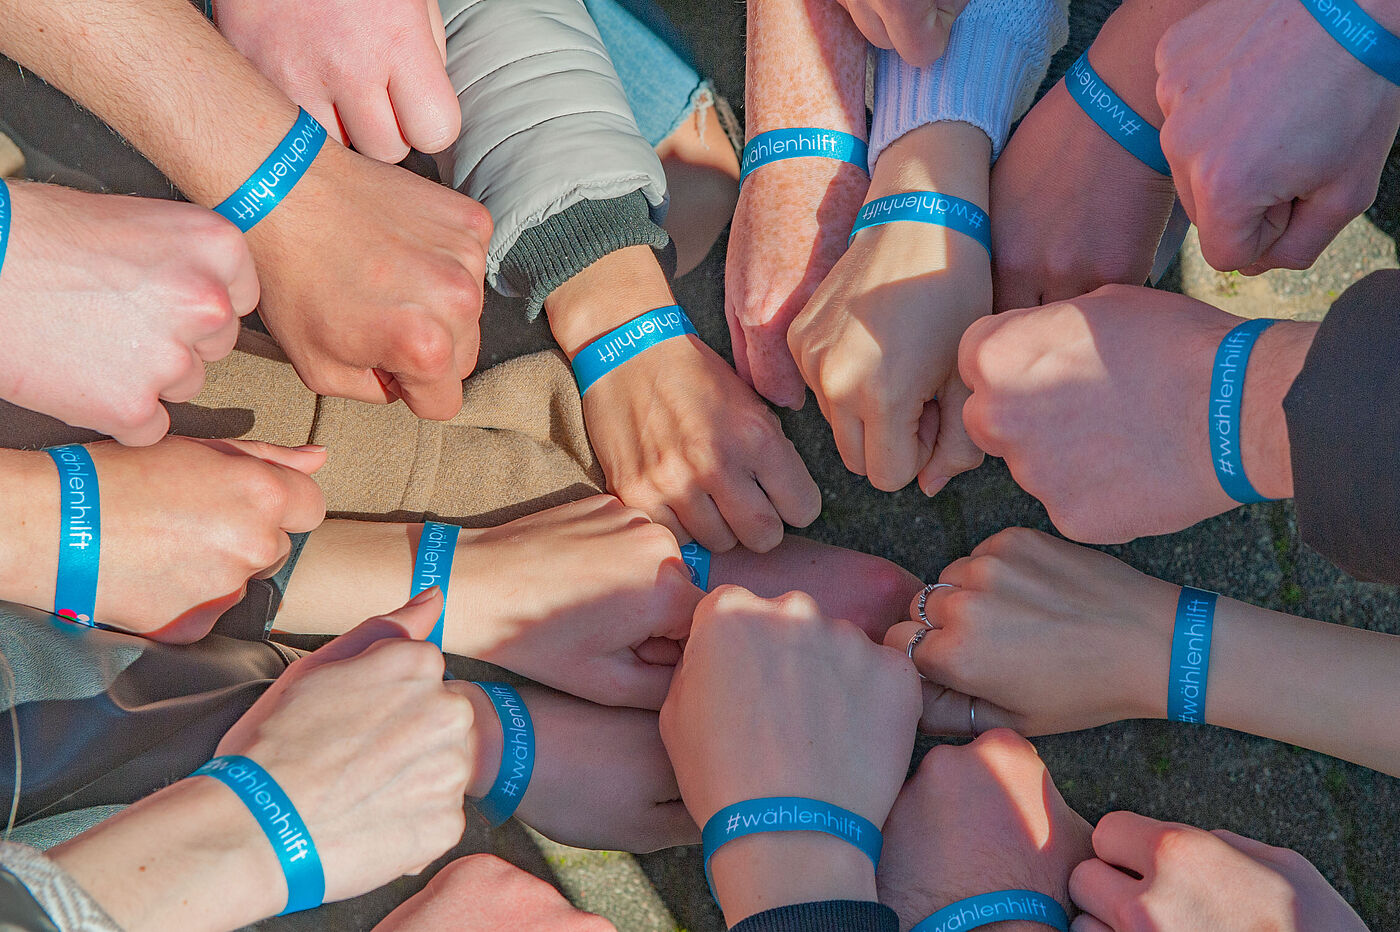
[0,844,120,932]
[436,0,669,297]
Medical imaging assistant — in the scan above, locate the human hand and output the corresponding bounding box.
[374,855,616,932]
[661,586,920,923]
[724,157,870,409]
[1,437,325,642]
[959,286,1313,543]
[834,0,969,66]
[879,730,1091,929]
[0,184,257,445]
[248,143,491,419]
[884,527,1179,738]
[991,83,1176,311]
[215,0,459,163]
[1070,812,1365,932]
[1157,0,1400,273]
[459,682,697,853]
[215,591,475,905]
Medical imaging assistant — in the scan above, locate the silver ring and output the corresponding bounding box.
[916,582,954,628]
[906,627,929,680]
[968,695,980,739]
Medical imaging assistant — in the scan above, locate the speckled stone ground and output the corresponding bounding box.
[6,0,1400,928]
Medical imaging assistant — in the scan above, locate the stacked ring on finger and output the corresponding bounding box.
[916,582,954,628]
[906,627,929,680]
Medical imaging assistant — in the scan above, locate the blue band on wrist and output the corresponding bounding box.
[472,682,534,825]
[45,446,100,627]
[912,890,1070,932]
[1209,318,1278,504]
[1168,586,1218,724]
[0,179,11,282]
[1064,50,1170,176]
[701,797,881,900]
[848,192,992,255]
[740,129,869,184]
[411,521,460,649]
[1299,0,1400,84]
[192,755,325,915]
[679,542,711,590]
[214,108,327,232]
[571,305,698,395]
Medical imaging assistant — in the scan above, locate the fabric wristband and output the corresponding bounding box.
[740,128,869,184]
[571,305,698,395]
[45,446,100,627]
[1299,0,1400,85]
[679,541,711,590]
[1209,318,1278,504]
[912,890,1070,932]
[848,192,992,255]
[0,178,10,282]
[471,682,535,825]
[1167,586,1218,724]
[411,521,460,649]
[701,797,882,900]
[191,755,325,915]
[1064,50,1170,176]
[213,108,327,232]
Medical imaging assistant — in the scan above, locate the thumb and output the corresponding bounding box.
[603,655,678,710]
[191,437,329,475]
[297,588,444,669]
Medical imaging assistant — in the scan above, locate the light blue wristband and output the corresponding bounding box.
[1299,0,1400,84]
[740,128,869,184]
[45,446,100,627]
[679,542,711,590]
[1064,50,1170,176]
[214,108,327,232]
[1168,586,1218,724]
[848,192,992,255]
[701,797,881,900]
[571,305,698,395]
[1209,318,1279,504]
[912,890,1070,932]
[472,682,535,825]
[411,521,460,649]
[192,755,325,915]
[0,178,11,282]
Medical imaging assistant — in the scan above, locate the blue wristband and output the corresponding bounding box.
[679,542,711,590]
[848,192,992,255]
[472,682,534,825]
[1208,318,1278,504]
[411,521,460,649]
[701,797,881,900]
[740,129,869,184]
[192,755,325,915]
[0,179,11,282]
[214,108,327,232]
[1168,586,1218,724]
[912,890,1070,932]
[1299,0,1400,84]
[1064,50,1170,176]
[45,446,100,627]
[571,305,698,395]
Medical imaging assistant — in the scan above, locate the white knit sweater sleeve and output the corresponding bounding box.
[868,0,1070,167]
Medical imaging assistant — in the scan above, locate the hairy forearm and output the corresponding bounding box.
[1090,0,1214,124]
[746,0,868,136]
[0,0,304,205]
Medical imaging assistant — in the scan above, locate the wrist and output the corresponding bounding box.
[0,447,58,610]
[1090,0,1208,127]
[1241,320,1315,500]
[459,682,504,799]
[868,122,991,207]
[710,833,879,926]
[544,246,677,357]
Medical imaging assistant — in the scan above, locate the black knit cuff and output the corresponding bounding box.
[1283,268,1400,584]
[729,900,899,932]
[499,191,671,320]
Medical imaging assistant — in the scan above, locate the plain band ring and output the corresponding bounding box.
[968,695,979,739]
[917,582,954,628]
[907,627,929,680]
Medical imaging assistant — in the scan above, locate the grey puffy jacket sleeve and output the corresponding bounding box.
[437,0,671,317]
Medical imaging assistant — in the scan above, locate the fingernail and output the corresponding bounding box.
[922,476,950,497]
[408,586,441,606]
[297,444,327,453]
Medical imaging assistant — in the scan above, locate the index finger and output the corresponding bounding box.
[885,0,957,67]
[1090,810,1179,873]
[297,589,443,669]
[389,366,466,421]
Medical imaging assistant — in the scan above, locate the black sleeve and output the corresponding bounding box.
[1283,269,1400,584]
[728,900,901,932]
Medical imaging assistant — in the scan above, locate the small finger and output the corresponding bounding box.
[710,474,786,553]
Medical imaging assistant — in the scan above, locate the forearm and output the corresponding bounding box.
[868,122,990,211]
[1088,0,1214,124]
[1239,319,1314,501]
[746,0,867,138]
[544,246,678,357]
[0,0,304,206]
[0,449,58,613]
[711,836,878,927]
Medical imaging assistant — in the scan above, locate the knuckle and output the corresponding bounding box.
[393,321,455,374]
